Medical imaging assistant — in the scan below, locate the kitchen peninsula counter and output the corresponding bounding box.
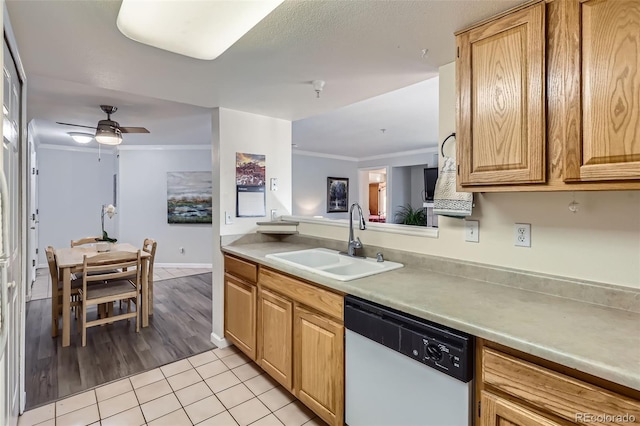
[222,241,640,392]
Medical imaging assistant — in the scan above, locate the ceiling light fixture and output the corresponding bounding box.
[312,80,325,98]
[95,126,123,146]
[68,132,94,144]
[117,0,284,60]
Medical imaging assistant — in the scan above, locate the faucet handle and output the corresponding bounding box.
[353,237,363,248]
[376,252,384,262]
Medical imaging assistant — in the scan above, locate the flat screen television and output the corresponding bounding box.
[423,167,438,202]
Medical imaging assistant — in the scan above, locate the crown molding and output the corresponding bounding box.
[293,147,438,163]
[358,146,438,162]
[293,150,358,162]
[117,144,211,151]
[37,144,114,154]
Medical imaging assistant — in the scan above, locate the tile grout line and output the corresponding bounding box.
[40,347,316,426]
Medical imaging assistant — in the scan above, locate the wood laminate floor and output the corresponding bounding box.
[25,273,216,410]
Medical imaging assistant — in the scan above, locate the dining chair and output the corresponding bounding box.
[45,246,82,336]
[142,238,157,315]
[78,250,142,347]
[70,236,101,247]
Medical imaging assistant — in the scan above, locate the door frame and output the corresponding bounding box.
[4,2,29,417]
[357,165,390,222]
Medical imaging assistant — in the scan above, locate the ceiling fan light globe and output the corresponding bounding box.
[95,127,123,145]
[68,132,94,144]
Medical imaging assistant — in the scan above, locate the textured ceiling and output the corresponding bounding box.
[6,0,524,150]
[293,76,439,158]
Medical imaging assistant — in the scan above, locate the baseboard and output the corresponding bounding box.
[211,332,229,348]
[155,263,213,268]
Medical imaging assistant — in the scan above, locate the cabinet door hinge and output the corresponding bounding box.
[457,46,460,58]
[32,259,36,267]
[35,248,38,254]
[457,165,460,175]
[478,400,481,417]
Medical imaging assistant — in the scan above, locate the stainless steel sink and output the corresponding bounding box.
[266,248,403,281]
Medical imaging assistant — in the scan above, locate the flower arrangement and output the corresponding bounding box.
[100,204,118,243]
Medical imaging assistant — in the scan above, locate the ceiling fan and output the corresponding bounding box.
[57,105,150,145]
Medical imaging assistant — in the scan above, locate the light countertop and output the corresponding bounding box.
[222,241,640,392]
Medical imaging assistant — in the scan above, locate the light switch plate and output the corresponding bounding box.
[464,220,479,243]
[514,223,531,247]
[225,211,234,225]
[270,178,278,191]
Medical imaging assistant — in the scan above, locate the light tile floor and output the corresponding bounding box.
[19,346,327,426]
[29,267,212,302]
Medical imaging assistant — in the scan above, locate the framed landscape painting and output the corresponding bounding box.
[167,171,213,224]
[327,177,349,213]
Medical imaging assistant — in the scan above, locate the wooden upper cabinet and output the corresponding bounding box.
[456,2,546,186]
[481,392,563,426]
[564,0,640,182]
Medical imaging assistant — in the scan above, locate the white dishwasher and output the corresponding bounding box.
[345,295,474,426]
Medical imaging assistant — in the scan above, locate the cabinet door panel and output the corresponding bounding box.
[294,306,344,426]
[224,274,256,359]
[565,0,640,181]
[457,3,545,186]
[259,289,293,390]
[481,392,563,426]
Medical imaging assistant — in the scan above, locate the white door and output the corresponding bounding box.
[0,33,24,426]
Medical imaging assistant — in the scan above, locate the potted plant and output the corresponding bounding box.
[99,204,118,243]
[394,204,427,226]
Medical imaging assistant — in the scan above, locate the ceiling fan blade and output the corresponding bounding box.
[120,126,150,134]
[56,122,97,130]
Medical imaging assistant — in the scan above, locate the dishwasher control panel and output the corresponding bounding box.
[345,295,473,383]
[399,326,472,382]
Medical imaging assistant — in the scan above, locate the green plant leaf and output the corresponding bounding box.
[394,204,427,226]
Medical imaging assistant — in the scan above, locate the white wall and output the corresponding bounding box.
[118,146,212,265]
[389,166,411,223]
[296,62,640,289]
[37,146,116,265]
[292,153,358,220]
[212,108,292,345]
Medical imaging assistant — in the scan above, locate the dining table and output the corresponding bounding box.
[54,243,152,347]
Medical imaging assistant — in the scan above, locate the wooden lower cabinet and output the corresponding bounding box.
[223,261,347,425]
[258,288,293,390]
[294,305,344,426]
[481,392,563,426]
[478,340,640,426]
[223,273,256,359]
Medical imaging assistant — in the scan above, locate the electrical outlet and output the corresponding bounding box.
[271,209,277,221]
[225,211,234,225]
[464,220,479,243]
[514,223,531,247]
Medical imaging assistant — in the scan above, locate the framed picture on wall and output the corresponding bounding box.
[167,171,213,224]
[327,177,349,213]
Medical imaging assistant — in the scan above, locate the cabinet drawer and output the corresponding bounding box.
[224,255,258,283]
[482,348,640,425]
[259,268,343,321]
